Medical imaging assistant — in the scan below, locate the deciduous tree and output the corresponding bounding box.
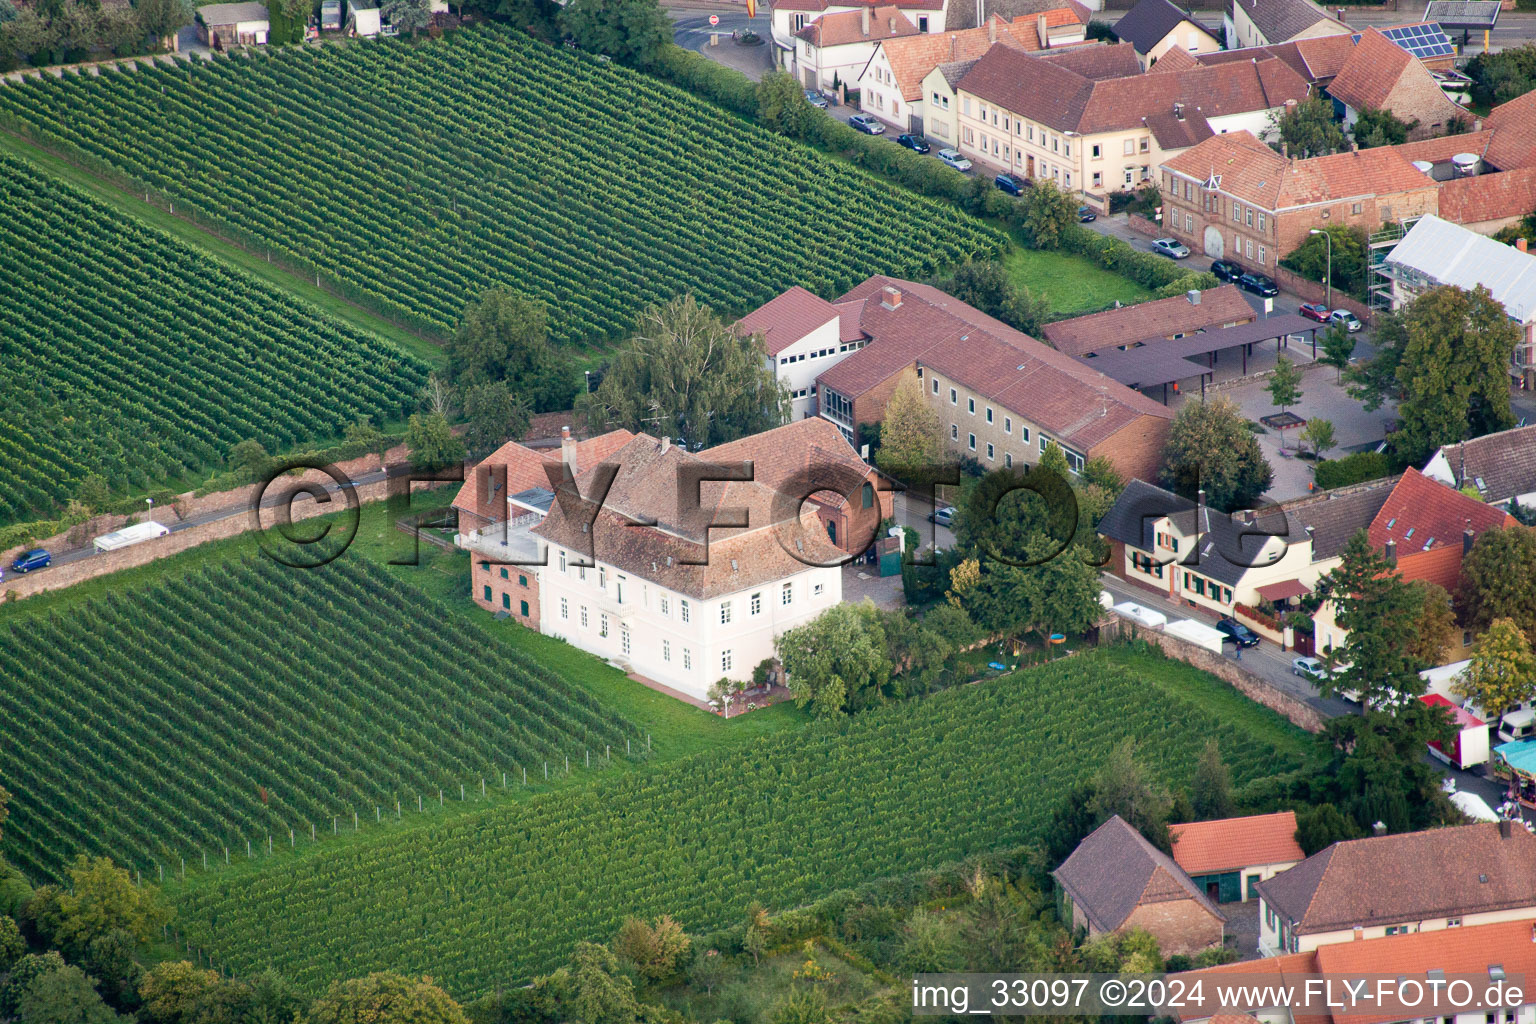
[305,972,468,1024]
[1319,323,1356,382]
[446,289,575,414]
[1266,356,1303,444]
[1407,580,1456,667]
[612,915,690,981]
[0,916,23,974]
[131,0,192,46]
[1274,95,1345,157]
[1352,107,1416,148]
[1190,739,1234,820]
[1086,739,1172,850]
[1461,526,1536,641]
[756,70,813,138]
[1159,397,1272,512]
[875,374,944,483]
[461,380,531,459]
[380,0,430,34]
[1456,618,1536,719]
[15,963,128,1024]
[559,0,668,65]
[938,257,1050,336]
[777,601,890,716]
[1299,417,1336,460]
[404,412,467,471]
[1320,530,1426,709]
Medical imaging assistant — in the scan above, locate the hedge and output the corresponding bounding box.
[1313,450,1394,490]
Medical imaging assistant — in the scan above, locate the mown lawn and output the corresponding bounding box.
[1006,245,1152,316]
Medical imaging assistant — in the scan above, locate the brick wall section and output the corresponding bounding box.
[470,558,540,629]
[1382,69,1468,140]
[1127,212,1161,236]
[1270,266,1374,323]
[1098,616,1326,732]
[1090,415,1172,490]
[1122,898,1226,956]
[851,367,915,442]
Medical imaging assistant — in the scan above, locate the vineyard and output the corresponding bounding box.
[0,557,637,883]
[0,155,428,525]
[170,650,1306,995]
[0,28,1004,344]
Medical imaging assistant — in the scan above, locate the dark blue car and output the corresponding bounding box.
[11,548,51,573]
[994,174,1027,196]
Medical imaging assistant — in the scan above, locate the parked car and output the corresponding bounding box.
[9,548,51,573]
[1299,302,1330,322]
[1210,259,1242,282]
[1151,237,1190,259]
[804,89,829,109]
[1237,272,1279,297]
[936,148,971,172]
[896,133,930,153]
[1291,656,1329,681]
[994,174,1027,196]
[928,505,957,528]
[1329,309,1363,332]
[848,114,885,135]
[1077,205,1097,222]
[1215,617,1261,648]
[1499,707,1536,744]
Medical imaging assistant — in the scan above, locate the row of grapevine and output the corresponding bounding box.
[0,27,1006,346]
[0,557,639,882]
[0,155,429,524]
[171,651,1305,996]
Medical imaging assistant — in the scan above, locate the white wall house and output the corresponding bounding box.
[791,5,922,93]
[735,285,868,421]
[771,0,948,73]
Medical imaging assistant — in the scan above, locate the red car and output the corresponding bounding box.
[1299,303,1330,322]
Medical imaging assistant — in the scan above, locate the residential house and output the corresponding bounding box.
[737,275,1175,482]
[1042,285,1257,358]
[1168,811,1305,903]
[1255,821,1536,955]
[706,417,894,554]
[196,2,269,47]
[1311,467,1516,659]
[1325,28,1466,140]
[1053,815,1226,956]
[735,285,868,421]
[771,0,948,82]
[793,6,922,94]
[951,45,1308,198]
[1379,215,1536,385]
[1196,32,1356,89]
[1226,0,1350,49]
[1112,0,1221,69]
[857,10,1088,134]
[1160,129,1439,268]
[918,57,981,145]
[1424,424,1536,514]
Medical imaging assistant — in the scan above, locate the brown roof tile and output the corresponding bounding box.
[1391,128,1495,164]
[1163,130,1434,210]
[1439,165,1536,226]
[1168,811,1304,875]
[1323,26,1410,110]
[736,285,842,356]
[1485,88,1536,171]
[1042,285,1256,356]
[1255,822,1536,934]
[1430,423,1536,505]
[1368,466,1515,553]
[1039,40,1144,79]
[1236,0,1347,44]
[705,418,875,512]
[1279,476,1398,561]
[1144,43,1199,73]
[870,16,1055,101]
[1052,815,1225,932]
[454,430,635,522]
[1144,107,1213,149]
[797,5,919,47]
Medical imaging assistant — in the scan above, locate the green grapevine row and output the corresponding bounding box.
[0,155,429,524]
[0,557,638,882]
[0,28,1005,344]
[171,651,1303,996]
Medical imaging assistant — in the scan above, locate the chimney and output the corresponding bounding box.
[1519,238,1529,253]
[1385,538,1397,566]
[1187,289,1201,305]
[1501,818,1514,839]
[862,5,870,35]
[950,32,956,59]
[561,426,577,474]
[988,16,997,42]
[1337,6,1345,20]
[660,436,671,453]
[888,15,895,33]
[1352,926,1364,941]
[1372,820,1387,836]
[881,285,903,309]
[1474,118,1484,132]
[1464,528,1476,555]
[1173,101,1184,120]
[1037,12,1047,47]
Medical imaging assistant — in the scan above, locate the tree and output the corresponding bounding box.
[897,909,963,972]
[756,70,813,139]
[404,412,466,472]
[39,857,171,956]
[1266,356,1303,444]
[686,948,727,997]
[1293,802,1359,856]
[583,295,789,448]
[612,915,690,981]
[344,416,389,467]
[97,3,141,53]
[227,438,271,483]
[1392,284,1518,465]
[776,601,890,716]
[1190,739,1234,820]
[0,953,67,1020]
[559,0,668,65]
[1159,397,1272,512]
[81,929,143,1008]
[1344,310,1405,412]
[138,961,221,1024]
[1319,323,1356,382]
[446,289,575,414]
[1407,580,1456,667]
[15,963,128,1024]
[0,781,7,847]
[874,374,944,483]
[380,0,430,34]
[1013,179,1077,250]
[1298,418,1336,460]
[1352,107,1416,149]
[1274,95,1345,157]
[0,8,50,67]
[1462,526,1536,641]
[743,902,771,967]
[1465,42,1536,106]
[462,380,531,459]
[305,973,468,1024]
[0,0,17,23]
[770,987,830,1024]
[0,916,23,974]
[1456,618,1536,719]
[132,0,192,45]
[1085,739,1172,850]
[938,257,1050,336]
[1320,530,1426,709]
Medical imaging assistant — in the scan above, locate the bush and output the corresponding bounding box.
[1313,450,1393,490]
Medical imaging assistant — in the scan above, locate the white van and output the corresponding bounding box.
[1499,708,1536,745]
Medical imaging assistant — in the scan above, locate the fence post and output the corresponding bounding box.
[224,847,229,865]
[586,749,590,769]
[460,783,465,801]
[354,810,359,830]
[481,778,486,798]
[311,822,316,841]
[246,838,252,858]
[439,789,443,807]
[565,755,569,776]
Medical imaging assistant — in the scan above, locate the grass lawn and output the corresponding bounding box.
[0,132,445,368]
[1005,245,1152,316]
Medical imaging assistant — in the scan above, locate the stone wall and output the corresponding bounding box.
[1271,265,1374,323]
[1126,212,1161,236]
[1098,617,1326,732]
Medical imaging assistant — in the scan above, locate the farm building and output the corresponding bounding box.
[196,2,270,47]
[1167,811,1304,903]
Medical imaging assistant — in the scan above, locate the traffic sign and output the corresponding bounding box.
[709,14,719,25]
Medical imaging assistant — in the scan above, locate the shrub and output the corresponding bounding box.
[1313,450,1393,490]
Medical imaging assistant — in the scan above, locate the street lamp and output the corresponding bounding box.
[1309,228,1332,311]
[584,370,591,393]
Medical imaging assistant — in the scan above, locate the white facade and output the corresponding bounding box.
[772,2,947,58]
[348,1,381,35]
[1259,900,1536,957]
[772,322,866,420]
[539,544,842,701]
[859,46,911,130]
[794,36,881,92]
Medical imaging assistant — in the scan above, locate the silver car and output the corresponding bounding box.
[936,148,972,172]
[1292,656,1329,681]
[1152,237,1191,259]
[1329,309,1363,332]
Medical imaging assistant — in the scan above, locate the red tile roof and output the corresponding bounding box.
[796,5,919,46]
[1486,88,1536,171]
[1168,811,1304,876]
[1440,166,1536,226]
[454,430,635,522]
[705,417,875,512]
[868,16,1057,101]
[1036,40,1143,79]
[1391,128,1495,165]
[1043,285,1256,356]
[1325,26,1411,111]
[1367,467,1515,555]
[1289,31,1357,78]
[1174,950,1327,1024]
[736,285,842,356]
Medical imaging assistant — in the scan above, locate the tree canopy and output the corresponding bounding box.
[1158,397,1272,512]
[305,972,468,1024]
[875,373,946,484]
[1274,95,1345,158]
[1319,530,1426,709]
[559,0,669,65]
[1455,618,1536,720]
[445,288,576,414]
[936,257,1050,337]
[1462,526,1536,641]
[1352,107,1416,149]
[776,601,892,716]
[582,295,789,448]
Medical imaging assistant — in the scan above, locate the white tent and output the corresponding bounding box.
[93,521,169,553]
[1112,601,1167,630]
[1164,618,1225,654]
[1450,790,1499,823]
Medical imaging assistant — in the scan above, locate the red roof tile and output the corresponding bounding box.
[1391,128,1495,165]
[1486,88,1536,171]
[797,5,919,47]
[869,15,1062,101]
[1439,166,1536,226]
[1367,466,1515,555]
[454,430,636,522]
[1325,26,1410,110]
[705,418,875,512]
[736,285,842,356]
[1043,285,1256,356]
[1168,811,1304,875]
